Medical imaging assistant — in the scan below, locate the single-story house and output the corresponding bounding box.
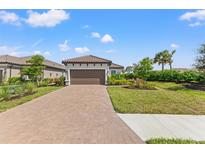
[0,55,66,83]
[62,55,124,85]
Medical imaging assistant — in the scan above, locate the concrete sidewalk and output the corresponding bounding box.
[118,114,205,141]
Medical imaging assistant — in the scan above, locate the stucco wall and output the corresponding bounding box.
[43,67,64,78]
[109,68,123,75]
[8,68,21,79]
[0,64,8,80]
[0,64,21,80]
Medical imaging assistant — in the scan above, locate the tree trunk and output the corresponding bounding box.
[169,63,172,70]
[162,63,164,71]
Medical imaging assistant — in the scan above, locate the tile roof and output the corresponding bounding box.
[0,55,65,70]
[62,55,112,64]
[110,63,124,69]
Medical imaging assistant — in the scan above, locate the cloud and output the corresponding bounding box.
[91,32,101,38]
[31,39,44,48]
[170,43,179,49]
[0,45,51,57]
[74,47,90,54]
[0,10,21,26]
[180,10,205,21]
[105,50,114,54]
[180,10,205,27]
[33,50,51,56]
[58,40,70,52]
[44,51,51,56]
[189,22,204,27]
[101,34,114,43]
[0,45,20,56]
[33,50,41,55]
[82,25,90,29]
[25,10,70,27]
[0,45,29,56]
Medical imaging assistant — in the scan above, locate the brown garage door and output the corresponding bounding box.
[70,69,105,85]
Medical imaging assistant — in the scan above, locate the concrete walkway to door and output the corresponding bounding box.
[0,85,143,144]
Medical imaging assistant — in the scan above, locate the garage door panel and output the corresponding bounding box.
[70,70,105,85]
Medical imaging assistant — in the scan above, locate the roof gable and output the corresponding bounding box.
[62,55,112,64]
[21,56,65,70]
[110,63,124,69]
[0,55,65,70]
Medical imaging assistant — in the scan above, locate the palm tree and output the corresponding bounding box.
[154,50,168,71]
[154,50,176,71]
[168,50,176,70]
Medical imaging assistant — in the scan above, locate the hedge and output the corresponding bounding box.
[146,70,205,83]
[109,70,205,84]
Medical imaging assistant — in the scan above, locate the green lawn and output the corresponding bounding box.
[146,138,205,144]
[0,86,62,112]
[107,82,205,114]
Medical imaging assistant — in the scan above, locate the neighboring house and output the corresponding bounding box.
[125,66,134,74]
[0,55,65,83]
[109,63,124,75]
[62,55,124,85]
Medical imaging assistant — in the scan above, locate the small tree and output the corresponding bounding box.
[22,55,45,83]
[134,57,153,79]
[194,43,205,72]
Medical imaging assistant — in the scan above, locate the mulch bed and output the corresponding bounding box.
[183,83,205,91]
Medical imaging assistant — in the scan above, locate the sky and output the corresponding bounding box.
[0,9,205,69]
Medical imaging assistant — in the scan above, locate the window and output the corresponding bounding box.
[111,70,117,75]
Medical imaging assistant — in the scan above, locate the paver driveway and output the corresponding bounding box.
[0,85,143,144]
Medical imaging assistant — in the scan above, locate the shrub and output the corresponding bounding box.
[58,76,65,86]
[23,82,35,95]
[0,86,11,100]
[128,79,155,89]
[38,78,51,87]
[197,73,205,83]
[109,74,126,80]
[14,86,24,96]
[38,76,65,87]
[7,77,23,85]
[108,77,128,85]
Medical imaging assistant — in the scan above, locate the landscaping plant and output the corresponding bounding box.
[23,82,36,95]
[21,55,45,83]
[127,78,155,90]
[7,77,23,85]
[133,57,153,79]
[0,86,11,101]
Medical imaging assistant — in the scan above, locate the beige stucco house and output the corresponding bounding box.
[62,55,124,85]
[0,55,65,83]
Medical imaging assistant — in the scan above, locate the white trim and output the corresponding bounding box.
[69,68,106,70]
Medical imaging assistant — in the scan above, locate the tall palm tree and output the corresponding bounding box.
[154,50,176,71]
[154,50,168,71]
[168,50,176,70]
